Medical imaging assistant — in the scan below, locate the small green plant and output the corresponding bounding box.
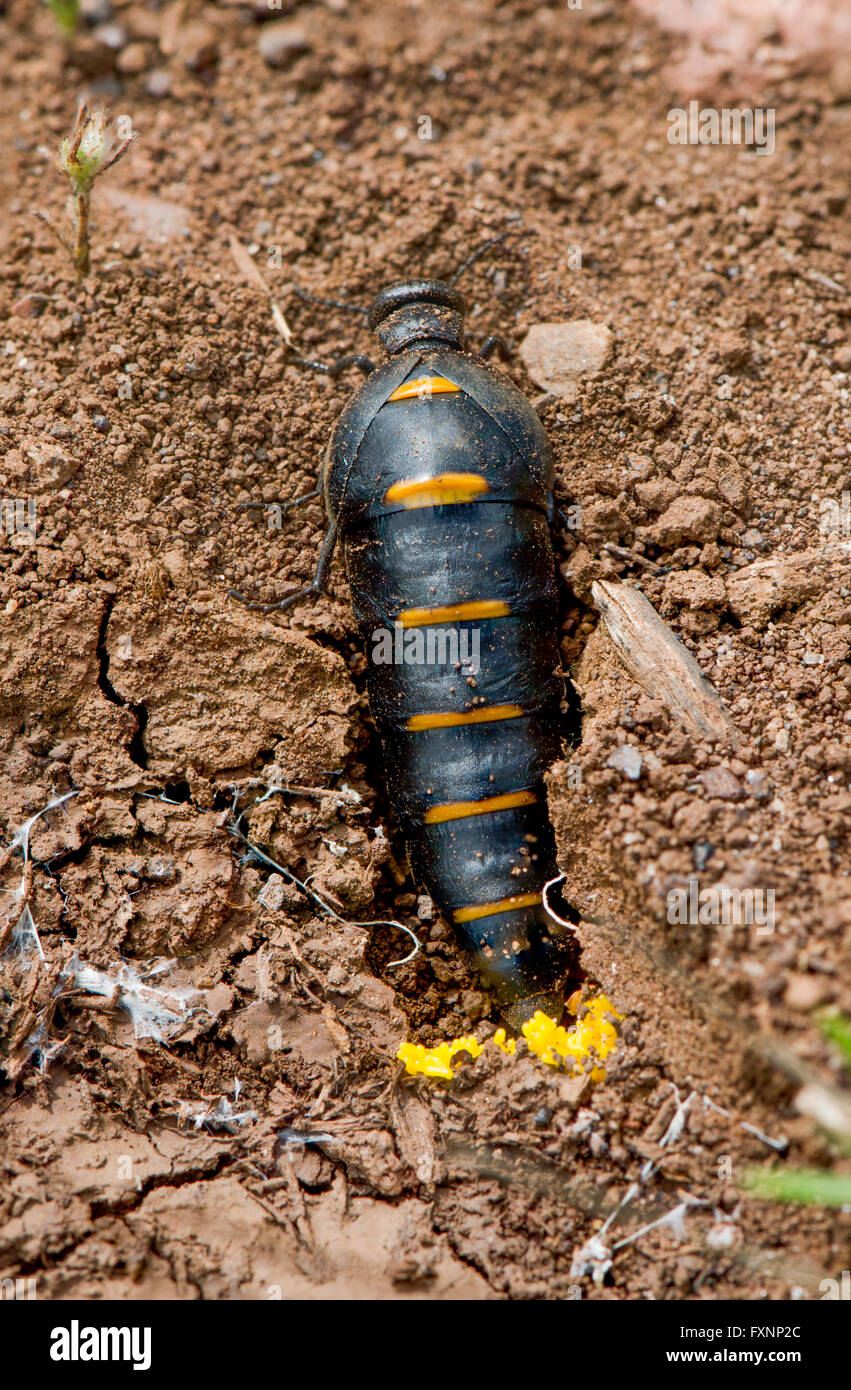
[40,104,135,279]
[816,1008,851,1074]
[45,0,80,37]
[740,1010,851,1210]
[741,1166,851,1208]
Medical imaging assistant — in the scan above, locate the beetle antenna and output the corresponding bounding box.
[290,284,369,319]
[449,224,532,287]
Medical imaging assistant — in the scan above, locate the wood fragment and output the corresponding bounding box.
[591,579,738,746]
[390,1091,441,1184]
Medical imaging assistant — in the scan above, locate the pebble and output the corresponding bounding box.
[11,294,48,319]
[257,872,287,912]
[784,973,832,1012]
[179,24,220,72]
[145,854,175,883]
[92,21,127,50]
[116,41,151,75]
[745,768,771,800]
[519,320,612,401]
[607,744,643,781]
[145,69,172,99]
[80,0,113,20]
[651,495,721,546]
[698,766,743,800]
[258,23,311,69]
[559,1073,590,1106]
[692,841,714,871]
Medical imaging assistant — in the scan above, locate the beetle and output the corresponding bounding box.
[232,275,581,1029]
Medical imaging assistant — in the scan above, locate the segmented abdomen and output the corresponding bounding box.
[345,489,575,1016]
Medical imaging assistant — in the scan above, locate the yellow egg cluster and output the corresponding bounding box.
[521,994,623,1081]
[492,1028,516,1055]
[396,1034,483,1081]
[396,993,622,1083]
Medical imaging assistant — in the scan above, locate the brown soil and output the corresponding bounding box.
[1,0,850,1301]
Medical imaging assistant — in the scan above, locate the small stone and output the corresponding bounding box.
[92,21,127,50]
[257,873,287,912]
[692,841,714,871]
[116,41,151,74]
[623,389,676,431]
[258,23,311,69]
[92,414,110,433]
[698,766,743,800]
[145,854,175,882]
[635,477,677,513]
[652,496,721,547]
[716,330,751,369]
[461,989,485,1021]
[829,52,851,104]
[706,1221,739,1249]
[607,745,643,781]
[533,1106,553,1128]
[145,69,173,98]
[559,1073,590,1107]
[662,570,726,613]
[79,0,113,20]
[784,973,832,1012]
[833,344,851,372]
[745,768,771,800]
[178,23,220,72]
[11,294,48,319]
[519,320,612,401]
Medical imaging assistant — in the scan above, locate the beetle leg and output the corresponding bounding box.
[236,487,322,513]
[477,334,512,362]
[289,352,375,378]
[229,521,339,614]
[290,285,369,320]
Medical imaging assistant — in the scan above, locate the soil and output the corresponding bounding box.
[1,0,850,1301]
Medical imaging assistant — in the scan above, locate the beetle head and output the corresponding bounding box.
[368,280,465,355]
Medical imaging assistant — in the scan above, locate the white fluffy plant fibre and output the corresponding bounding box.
[67,957,202,1042]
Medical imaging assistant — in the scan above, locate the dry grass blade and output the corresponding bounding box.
[227,230,294,347]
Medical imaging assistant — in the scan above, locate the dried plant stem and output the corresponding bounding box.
[74,189,91,278]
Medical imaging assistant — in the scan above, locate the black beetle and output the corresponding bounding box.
[233,277,580,1029]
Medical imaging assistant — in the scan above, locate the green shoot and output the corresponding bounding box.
[815,1008,851,1076]
[741,1166,851,1208]
[45,0,79,37]
[40,104,135,279]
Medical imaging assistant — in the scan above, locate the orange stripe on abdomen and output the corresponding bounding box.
[453,892,543,924]
[406,704,524,731]
[423,789,537,825]
[384,473,489,509]
[387,376,461,402]
[396,599,509,627]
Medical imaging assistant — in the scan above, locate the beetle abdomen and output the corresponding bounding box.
[331,353,578,1024]
[344,514,574,1019]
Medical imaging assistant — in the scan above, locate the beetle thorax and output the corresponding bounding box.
[368,279,465,354]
